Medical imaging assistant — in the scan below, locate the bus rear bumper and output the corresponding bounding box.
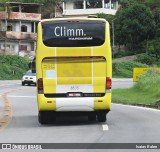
[37,93,111,112]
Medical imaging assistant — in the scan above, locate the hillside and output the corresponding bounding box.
[0,55,29,80]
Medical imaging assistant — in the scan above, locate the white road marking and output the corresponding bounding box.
[102,124,109,131]
[115,103,160,112]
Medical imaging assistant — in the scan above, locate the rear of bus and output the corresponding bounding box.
[36,18,112,124]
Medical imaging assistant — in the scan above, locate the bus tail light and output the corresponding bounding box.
[106,77,112,90]
[37,78,43,91]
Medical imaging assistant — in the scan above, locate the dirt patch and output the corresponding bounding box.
[113,55,137,62]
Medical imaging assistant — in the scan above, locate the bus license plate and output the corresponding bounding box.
[68,93,82,97]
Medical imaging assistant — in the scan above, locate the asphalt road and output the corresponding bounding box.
[0,79,160,152]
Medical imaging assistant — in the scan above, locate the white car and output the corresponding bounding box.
[21,70,36,86]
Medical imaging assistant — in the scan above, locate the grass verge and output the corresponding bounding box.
[113,61,148,78]
[112,70,160,108]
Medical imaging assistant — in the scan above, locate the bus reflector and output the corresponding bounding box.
[106,77,112,90]
[47,101,52,103]
[98,100,103,102]
[37,78,43,91]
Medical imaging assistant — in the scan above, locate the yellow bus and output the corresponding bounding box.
[36,17,112,124]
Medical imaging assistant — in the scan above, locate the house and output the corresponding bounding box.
[0,2,42,57]
[55,0,119,18]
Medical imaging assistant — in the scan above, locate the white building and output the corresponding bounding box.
[55,0,119,17]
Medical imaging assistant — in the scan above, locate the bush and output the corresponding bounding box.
[0,55,29,80]
[133,69,160,95]
[113,61,148,78]
[114,51,134,58]
[136,53,156,65]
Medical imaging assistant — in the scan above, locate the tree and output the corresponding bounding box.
[119,0,142,8]
[144,0,160,10]
[115,3,156,53]
[147,39,160,58]
[97,13,115,23]
[144,0,160,39]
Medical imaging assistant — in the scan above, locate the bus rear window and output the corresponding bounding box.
[42,20,105,47]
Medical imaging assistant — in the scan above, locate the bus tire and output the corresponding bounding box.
[38,111,56,124]
[97,111,107,122]
[22,82,25,86]
[38,111,48,124]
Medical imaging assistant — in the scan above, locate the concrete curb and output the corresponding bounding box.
[113,102,160,110]
[112,78,133,82]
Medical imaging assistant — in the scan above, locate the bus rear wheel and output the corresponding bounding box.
[97,111,107,122]
[38,111,56,124]
[38,111,47,124]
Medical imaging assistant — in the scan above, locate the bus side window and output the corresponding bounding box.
[28,58,36,73]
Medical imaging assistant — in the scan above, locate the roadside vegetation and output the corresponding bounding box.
[113,60,148,78]
[112,70,160,108]
[0,55,29,80]
[97,0,160,66]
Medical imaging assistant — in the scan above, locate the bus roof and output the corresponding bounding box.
[40,17,107,23]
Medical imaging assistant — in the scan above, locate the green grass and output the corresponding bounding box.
[0,55,29,80]
[113,61,148,78]
[112,70,160,107]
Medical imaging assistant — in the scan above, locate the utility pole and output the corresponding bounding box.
[4,4,8,55]
[111,17,117,58]
[111,20,115,58]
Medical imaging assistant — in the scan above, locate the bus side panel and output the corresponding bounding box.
[94,93,111,110]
